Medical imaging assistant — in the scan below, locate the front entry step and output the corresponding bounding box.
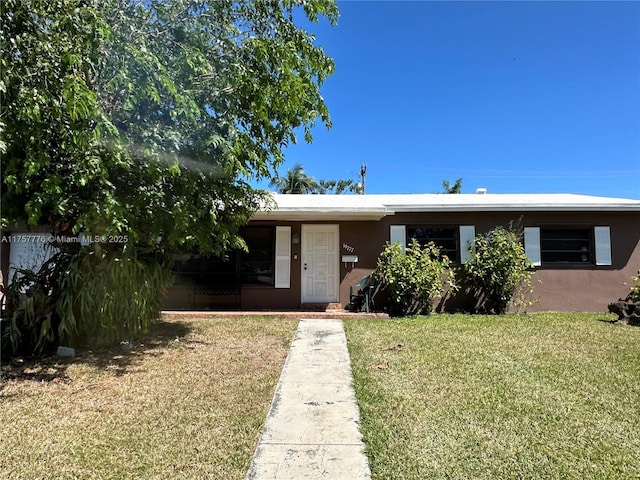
[299,303,343,312]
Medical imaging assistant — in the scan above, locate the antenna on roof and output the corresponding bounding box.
[360,163,367,194]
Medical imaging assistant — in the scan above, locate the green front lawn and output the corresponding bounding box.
[0,317,297,479]
[345,313,640,479]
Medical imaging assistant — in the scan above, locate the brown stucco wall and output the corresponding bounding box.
[379,210,640,313]
[5,213,638,314]
[161,210,640,313]
[240,220,385,310]
[524,211,640,312]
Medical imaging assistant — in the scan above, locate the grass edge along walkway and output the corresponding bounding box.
[345,312,640,480]
[0,316,298,480]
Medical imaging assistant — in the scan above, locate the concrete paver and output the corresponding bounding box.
[246,319,371,480]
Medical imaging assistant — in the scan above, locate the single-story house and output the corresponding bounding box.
[2,192,640,313]
[164,192,640,313]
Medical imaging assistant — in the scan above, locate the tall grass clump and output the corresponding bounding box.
[2,245,170,357]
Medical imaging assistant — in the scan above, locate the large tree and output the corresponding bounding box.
[0,0,338,353]
[1,0,338,255]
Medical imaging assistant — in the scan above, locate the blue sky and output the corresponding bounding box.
[257,1,640,199]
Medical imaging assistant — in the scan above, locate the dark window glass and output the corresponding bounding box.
[406,226,458,261]
[540,228,592,264]
[171,251,238,292]
[171,227,275,288]
[239,227,275,285]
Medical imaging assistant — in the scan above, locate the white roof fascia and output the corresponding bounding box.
[251,193,392,221]
[390,204,640,212]
[251,209,391,221]
[251,193,640,220]
[383,193,640,212]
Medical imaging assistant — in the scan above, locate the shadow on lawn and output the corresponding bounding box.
[598,317,619,325]
[0,319,192,385]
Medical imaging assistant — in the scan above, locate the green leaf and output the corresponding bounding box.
[1,0,337,354]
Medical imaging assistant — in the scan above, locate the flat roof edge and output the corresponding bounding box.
[251,210,390,221]
[391,205,640,212]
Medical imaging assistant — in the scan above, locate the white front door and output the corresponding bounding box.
[301,224,339,303]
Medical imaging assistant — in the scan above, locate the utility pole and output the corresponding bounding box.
[360,163,367,194]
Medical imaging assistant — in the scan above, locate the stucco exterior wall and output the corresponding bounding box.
[524,212,640,311]
[224,210,640,313]
[3,209,638,314]
[379,211,640,312]
[239,220,383,310]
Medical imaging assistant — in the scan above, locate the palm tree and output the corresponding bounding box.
[269,164,319,194]
[442,178,463,194]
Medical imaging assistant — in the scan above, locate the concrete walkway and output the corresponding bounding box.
[246,319,371,480]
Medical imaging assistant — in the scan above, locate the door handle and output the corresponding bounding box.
[303,263,308,271]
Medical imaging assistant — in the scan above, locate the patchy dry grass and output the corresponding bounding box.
[345,313,640,480]
[0,317,297,479]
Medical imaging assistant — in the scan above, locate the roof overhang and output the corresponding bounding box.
[390,204,640,212]
[250,193,640,221]
[251,209,391,221]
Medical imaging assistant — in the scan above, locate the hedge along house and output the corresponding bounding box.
[162,192,640,313]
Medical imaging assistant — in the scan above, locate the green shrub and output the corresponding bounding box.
[374,240,456,316]
[1,246,170,357]
[628,271,640,302]
[464,225,534,314]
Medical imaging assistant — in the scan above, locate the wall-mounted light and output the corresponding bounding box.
[291,232,300,245]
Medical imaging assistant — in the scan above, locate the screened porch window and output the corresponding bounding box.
[406,226,459,261]
[171,226,276,287]
[239,226,275,285]
[540,227,592,264]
